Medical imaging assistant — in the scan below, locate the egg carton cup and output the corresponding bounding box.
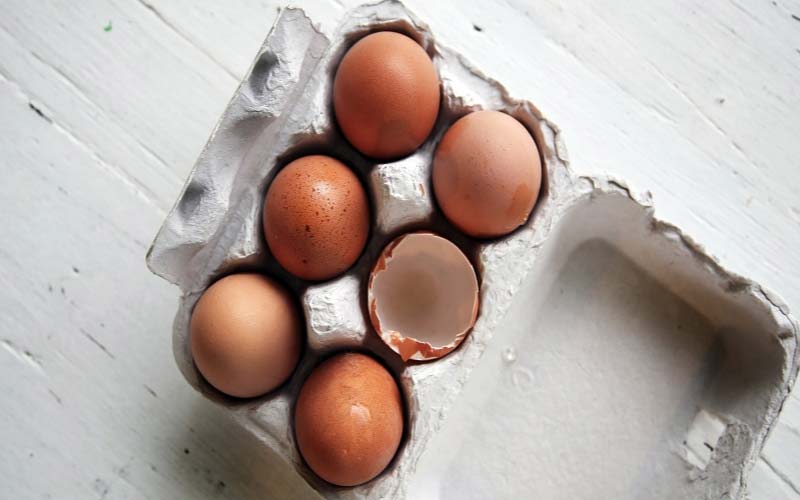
[146,2,799,499]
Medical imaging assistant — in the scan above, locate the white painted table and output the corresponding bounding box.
[1,1,799,498]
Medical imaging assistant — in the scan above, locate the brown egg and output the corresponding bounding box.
[295,353,404,486]
[433,110,542,238]
[333,31,440,159]
[264,155,370,281]
[190,274,302,398]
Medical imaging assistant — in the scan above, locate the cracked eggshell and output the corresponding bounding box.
[368,232,479,361]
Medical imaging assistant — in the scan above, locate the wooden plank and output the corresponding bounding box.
[749,459,800,500]
[0,0,243,211]
[144,0,346,79]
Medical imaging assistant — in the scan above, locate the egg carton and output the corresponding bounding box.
[145,2,799,499]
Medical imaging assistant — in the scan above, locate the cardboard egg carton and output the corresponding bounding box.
[146,2,799,498]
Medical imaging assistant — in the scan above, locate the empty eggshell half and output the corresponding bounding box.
[368,232,479,361]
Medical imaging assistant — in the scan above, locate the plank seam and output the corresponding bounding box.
[135,0,240,82]
[761,455,800,497]
[0,69,167,215]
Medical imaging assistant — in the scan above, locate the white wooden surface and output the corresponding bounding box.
[1,1,799,498]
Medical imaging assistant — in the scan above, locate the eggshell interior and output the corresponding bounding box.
[368,232,479,361]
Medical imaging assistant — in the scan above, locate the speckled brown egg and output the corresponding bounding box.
[190,273,302,399]
[264,155,370,281]
[294,352,404,487]
[333,31,440,159]
[433,110,542,238]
